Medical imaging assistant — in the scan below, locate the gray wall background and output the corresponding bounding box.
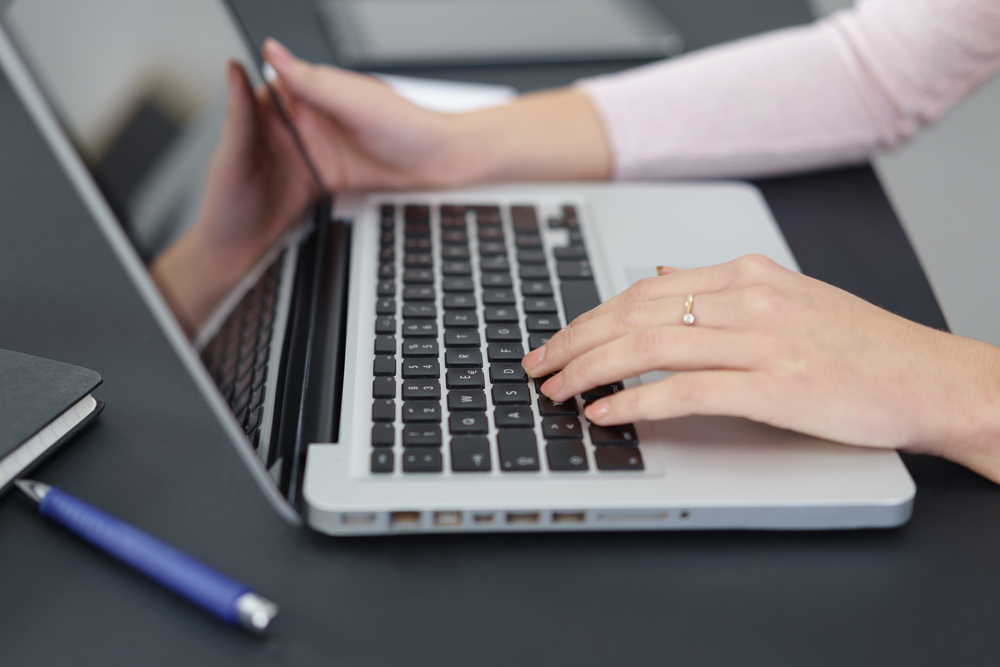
[810,0,1000,344]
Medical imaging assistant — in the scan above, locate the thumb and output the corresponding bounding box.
[220,60,257,157]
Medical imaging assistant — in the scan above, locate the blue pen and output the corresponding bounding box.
[15,479,278,633]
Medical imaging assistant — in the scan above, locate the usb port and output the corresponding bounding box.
[390,511,421,527]
[434,511,462,527]
[552,511,586,524]
[472,512,494,524]
[340,512,377,526]
[506,512,540,525]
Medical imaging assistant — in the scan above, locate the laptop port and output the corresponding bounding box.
[434,511,462,527]
[472,512,494,524]
[506,512,540,525]
[552,511,586,524]
[340,512,377,526]
[595,511,668,523]
[390,511,421,527]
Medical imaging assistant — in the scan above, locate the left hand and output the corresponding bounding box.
[521,254,1000,483]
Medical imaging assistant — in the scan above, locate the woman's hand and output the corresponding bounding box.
[521,254,1000,483]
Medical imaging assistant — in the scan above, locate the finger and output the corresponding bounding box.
[222,60,258,150]
[582,370,770,425]
[656,265,680,276]
[541,327,766,403]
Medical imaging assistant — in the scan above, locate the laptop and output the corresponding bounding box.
[0,0,915,534]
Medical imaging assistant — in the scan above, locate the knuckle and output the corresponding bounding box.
[619,301,648,329]
[736,253,778,280]
[743,284,786,318]
[626,277,656,303]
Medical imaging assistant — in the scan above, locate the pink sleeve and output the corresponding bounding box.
[579,0,1000,180]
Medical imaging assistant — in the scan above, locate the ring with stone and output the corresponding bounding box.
[683,294,695,325]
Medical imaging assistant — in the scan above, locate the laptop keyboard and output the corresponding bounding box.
[201,256,283,447]
[370,203,643,475]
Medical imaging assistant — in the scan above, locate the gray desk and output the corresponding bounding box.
[2,2,999,665]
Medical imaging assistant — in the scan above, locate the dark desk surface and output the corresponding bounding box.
[2,2,999,665]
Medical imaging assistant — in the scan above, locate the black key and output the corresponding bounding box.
[479,241,506,256]
[402,360,440,379]
[405,223,430,238]
[480,255,510,272]
[402,321,438,338]
[528,334,552,351]
[526,315,562,332]
[372,424,395,447]
[569,229,585,245]
[380,232,394,248]
[443,277,475,292]
[560,280,601,322]
[492,384,530,406]
[517,249,546,264]
[441,245,470,259]
[405,238,432,251]
[522,280,554,297]
[443,261,472,276]
[402,401,442,423]
[589,424,639,445]
[447,368,485,389]
[546,441,589,471]
[498,430,540,471]
[441,230,468,245]
[478,227,504,241]
[542,417,583,440]
[443,293,475,309]
[403,269,434,284]
[554,246,588,260]
[404,253,433,267]
[488,343,525,362]
[510,206,538,233]
[519,265,550,280]
[377,280,396,296]
[447,390,487,411]
[558,260,593,280]
[494,406,534,429]
[378,264,395,279]
[372,400,395,422]
[594,446,644,471]
[403,285,435,301]
[582,383,624,401]
[402,340,439,357]
[373,377,396,399]
[523,297,558,314]
[371,450,394,473]
[515,234,542,248]
[482,289,516,305]
[244,406,262,433]
[402,380,440,400]
[490,363,527,384]
[403,450,443,472]
[486,324,522,342]
[538,395,578,416]
[484,306,518,323]
[451,437,492,472]
[481,273,513,288]
[444,311,478,328]
[373,355,396,376]
[375,335,396,355]
[445,329,480,347]
[446,348,483,368]
[440,204,466,216]
[404,204,429,221]
[379,247,394,263]
[403,303,437,319]
[402,425,443,448]
[449,412,489,435]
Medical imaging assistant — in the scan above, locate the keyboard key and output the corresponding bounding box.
[447,368,485,389]
[373,377,396,399]
[484,306,518,323]
[448,390,487,411]
[494,406,534,429]
[510,205,538,233]
[446,349,483,368]
[403,303,437,318]
[402,380,440,400]
[534,374,554,393]
[492,384,530,405]
[481,273,513,288]
[479,241,506,256]
[402,360,440,379]
[554,246,588,260]
[449,412,489,435]
[405,223,430,238]
[404,204,429,221]
[372,424,395,447]
[569,230,585,245]
[478,227,504,241]
[482,289,516,305]
[373,356,396,376]
[451,437,492,472]
[402,321,438,338]
[542,417,583,440]
[372,400,395,422]
[378,264,395,279]
[594,446,644,471]
[375,335,396,355]
[490,363,528,383]
[517,249,546,264]
[521,281,554,297]
[443,277,475,292]
[528,334,551,350]
[582,383,624,401]
[486,324,522,342]
[404,253,433,267]
[546,441,589,471]
[402,401,442,423]
[560,280,601,322]
[377,281,395,296]
[441,230,468,245]
[523,297,557,314]
[376,298,396,315]
[487,343,525,362]
[526,315,562,332]
[403,269,433,284]
[442,245,470,259]
[402,340,439,357]
[379,247,395,263]
[589,424,639,445]
[375,316,396,334]
[498,430,540,471]
[443,261,473,276]
[538,395,578,416]
[403,449,443,472]
[444,311,478,328]
[516,235,542,248]
[402,425,443,447]
[403,285,435,301]
[519,265,550,280]
[558,260,593,280]
[371,450,394,473]
[380,232,394,247]
[445,329,480,347]
[480,255,510,272]
[443,293,475,309]
[405,238,432,251]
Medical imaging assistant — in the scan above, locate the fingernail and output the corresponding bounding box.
[656,265,677,275]
[541,372,563,398]
[264,38,292,65]
[521,346,545,375]
[586,400,610,422]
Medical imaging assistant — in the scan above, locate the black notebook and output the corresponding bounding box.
[0,349,104,493]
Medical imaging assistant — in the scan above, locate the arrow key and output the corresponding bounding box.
[542,417,583,440]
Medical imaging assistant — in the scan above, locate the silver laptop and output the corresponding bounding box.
[0,0,915,535]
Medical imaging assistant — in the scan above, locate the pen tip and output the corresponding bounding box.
[14,479,50,503]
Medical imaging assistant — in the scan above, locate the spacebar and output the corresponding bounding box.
[560,280,602,323]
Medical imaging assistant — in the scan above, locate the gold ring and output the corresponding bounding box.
[683,294,695,325]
